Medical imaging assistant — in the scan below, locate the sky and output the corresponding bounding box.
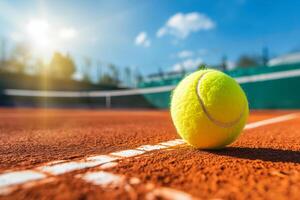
[0,0,300,77]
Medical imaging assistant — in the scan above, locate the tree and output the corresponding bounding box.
[64,54,76,78]
[108,64,119,84]
[83,57,92,82]
[262,47,269,66]
[131,68,144,87]
[0,38,7,70]
[236,55,260,68]
[10,42,31,73]
[98,64,120,86]
[197,63,207,70]
[35,58,47,75]
[124,67,131,86]
[96,61,102,82]
[135,71,143,86]
[158,67,164,79]
[49,52,76,79]
[99,74,117,86]
[221,55,227,71]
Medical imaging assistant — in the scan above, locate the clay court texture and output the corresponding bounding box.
[0,108,299,199]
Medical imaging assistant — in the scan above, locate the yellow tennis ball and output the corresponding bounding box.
[170,69,249,149]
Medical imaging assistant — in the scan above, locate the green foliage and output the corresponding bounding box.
[197,63,207,70]
[97,64,120,86]
[98,74,118,86]
[49,52,76,79]
[236,55,260,68]
[109,64,119,83]
[81,57,92,83]
[9,43,31,73]
[124,67,132,86]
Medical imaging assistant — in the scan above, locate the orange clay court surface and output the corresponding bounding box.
[0,108,299,200]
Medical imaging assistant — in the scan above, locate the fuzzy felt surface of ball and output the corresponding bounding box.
[170,69,249,149]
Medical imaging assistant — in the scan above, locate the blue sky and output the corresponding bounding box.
[1,0,300,76]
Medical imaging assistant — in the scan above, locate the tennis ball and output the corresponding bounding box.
[170,69,248,149]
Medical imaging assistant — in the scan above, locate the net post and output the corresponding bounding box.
[106,95,111,108]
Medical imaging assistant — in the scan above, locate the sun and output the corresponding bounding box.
[24,18,77,61]
[26,19,53,49]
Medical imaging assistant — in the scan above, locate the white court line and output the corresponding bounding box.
[110,149,145,158]
[245,113,299,130]
[37,160,109,175]
[86,155,118,163]
[146,187,196,200]
[35,138,186,177]
[136,144,168,151]
[0,170,46,188]
[78,171,125,187]
[38,155,118,175]
[99,162,118,169]
[77,171,196,200]
[0,170,46,195]
[159,139,186,147]
[0,113,298,196]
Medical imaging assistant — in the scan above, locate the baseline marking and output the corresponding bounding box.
[76,171,197,200]
[0,170,45,188]
[245,113,298,130]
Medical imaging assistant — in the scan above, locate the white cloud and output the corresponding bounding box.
[172,57,203,72]
[59,27,77,40]
[177,50,194,58]
[175,49,207,59]
[135,32,151,47]
[156,28,167,38]
[157,12,215,39]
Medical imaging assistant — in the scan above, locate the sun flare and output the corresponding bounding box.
[21,18,77,61]
[26,19,51,48]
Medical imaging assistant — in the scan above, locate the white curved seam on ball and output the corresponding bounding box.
[195,71,246,128]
